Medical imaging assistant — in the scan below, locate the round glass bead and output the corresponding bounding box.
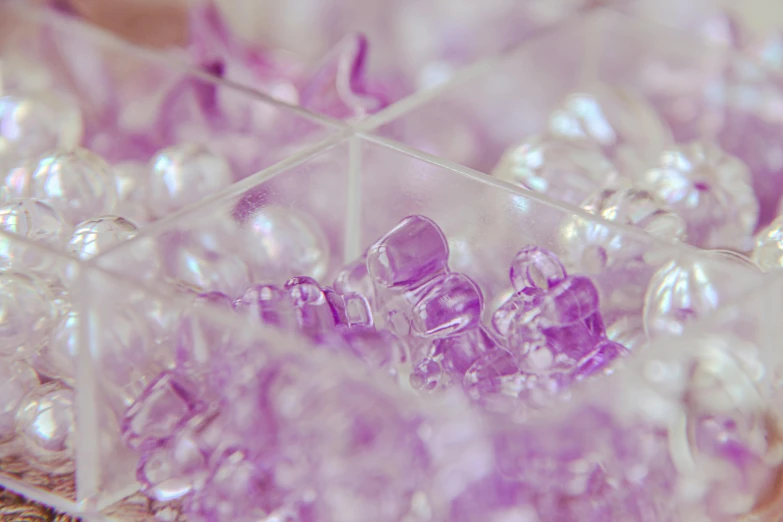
[113,161,152,225]
[547,84,672,175]
[15,381,76,474]
[0,360,39,446]
[642,141,758,250]
[752,215,783,271]
[0,92,83,167]
[239,204,329,282]
[0,198,68,273]
[30,148,118,226]
[492,133,620,205]
[67,215,139,260]
[147,143,232,218]
[0,271,57,358]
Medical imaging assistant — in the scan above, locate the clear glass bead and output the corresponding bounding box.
[239,204,329,282]
[0,360,39,445]
[642,141,758,250]
[30,148,117,226]
[15,381,76,474]
[0,198,68,274]
[752,214,783,271]
[147,144,232,219]
[67,215,139,260]
[114,161,152,225]
[0,92,83,169]
[492,133,620,205]
[547,84,672,176]
[0,271,57,358]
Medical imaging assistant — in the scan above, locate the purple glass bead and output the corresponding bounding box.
[437,326,501,378]
[573,339,629,381]
[343,292,373,329]
[509,245,566,293]
[491,288,541,339]
[234,283,292,327]
[334,256,376,301]
[533,275,602,328]
[340,328,407,376]
[463,348,520,403]
[122,371,202,450]
[366,215,449,288]
[285,276,336,338]
[410,272,483,339]
[410,358,442,391]
[642,141,758,250]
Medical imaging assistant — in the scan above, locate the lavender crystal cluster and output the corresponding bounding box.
[1,1,783,522]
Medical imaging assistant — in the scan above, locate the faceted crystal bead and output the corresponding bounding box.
[752,214,783,270]
[147,143,232,219]
[367,215,449,288]
[0,93,82,172]
[0,271,57,358]
[409,272,482,339]
[122,372,202,450]
[548,84,672,175]
[239,204,329,282]
[0,198,68,273]
[579,186,687,242]
[30,148,118,226]
[492,133,620,205]
[67,215,139,260]
[234,283,292,327]
[15,381,76,474]
[642,141,758,250]
[0,360,39,445]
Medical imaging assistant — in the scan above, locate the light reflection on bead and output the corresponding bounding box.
[0,360,39,445]
[0,198,68,274]
[0,93,83,166]
[0,271,56,359]
[753,215,783,271]
[492,133,620,205]
[30,148,117,226]
[642,141,758,250]
[147,144,232,219]
[15,381,76,474]
[240,205,329,282]
[548,85,672,175]
[67,215,139,260]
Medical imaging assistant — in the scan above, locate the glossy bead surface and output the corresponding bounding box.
[240,204,329,282]
[0,198,68,273]
[147,144,232,218]
[410,273,483,339]
[0,360,39,445]
[493,133,620,205]
[752,214,783,271]
[548,85,672,175]
[30,148,117,225]
[509,246,566,292]
[642,141,758,250]
[67,215,139,260]
[0,272,57,358]
[15,381,76,474]
[367,215,449,288]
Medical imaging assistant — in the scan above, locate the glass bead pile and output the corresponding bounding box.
[2,1,783,521]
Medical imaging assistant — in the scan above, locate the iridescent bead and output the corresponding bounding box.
[367,215,449,288]
[15,381,75,474]
[122,371,202,450]
[147,143,232,219]
[642,141,758,250]
[579,187,687,242]
[30,148,117,226]
[0,93,82,166]
[547,85,672,175]
[410,273,483,339]
[0,198,68,273]
[0,271,56,358]
[752,214,783,270]
[239,204,329,282]
[492,133,620,205]
[0,360,39,445]
[66,215,139,260]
